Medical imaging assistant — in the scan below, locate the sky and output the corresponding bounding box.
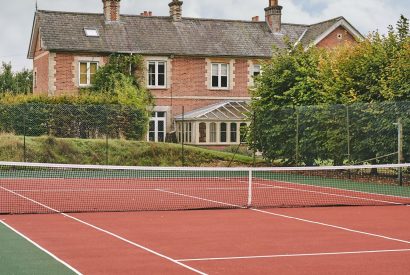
[0,0,408,71]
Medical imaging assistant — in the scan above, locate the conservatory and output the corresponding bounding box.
[174,101,251,146]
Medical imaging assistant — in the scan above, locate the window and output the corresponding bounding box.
[199,123,207,143]
[230,123,237,143]
[210,123,217,143]
[178,122,192,143]
[211,63,229,89]
[184,122,192,143]
[253,65,261,77]
[220,123,227,143]
[148,112,166,142]
[148,61,166,88]
[84,28,99,37]
[79,62,98,86]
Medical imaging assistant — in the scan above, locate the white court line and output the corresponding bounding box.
[0,186,207,275]
[7,186,276,193]
[254,182,402,205]
[0,220,83,275]
[157,189,247,209]
[218,176,409,204]
[155,188,410,245]
[177,248,410,262]
[255,177,410,200]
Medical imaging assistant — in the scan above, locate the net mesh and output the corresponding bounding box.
[1,162,410,215]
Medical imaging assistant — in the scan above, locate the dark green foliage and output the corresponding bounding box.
[0,94,148,141]
[0,63,32,94]
[252,16,410,165]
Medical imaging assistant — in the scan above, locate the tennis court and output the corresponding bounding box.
[1,162,410,274]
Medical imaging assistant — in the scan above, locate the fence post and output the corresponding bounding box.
[23,104,27,162]
[247,169,253,208]
[105,108,109,166]
[252,111,256,167]
[346,105,351,163]
[295,107,300,165]
[397,118,403,185]
[182,106,185,167]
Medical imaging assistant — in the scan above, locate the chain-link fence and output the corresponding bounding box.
[0,103,147,164]
[253,101,410,166]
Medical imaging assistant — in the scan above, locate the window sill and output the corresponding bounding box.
[148,86,168,90]
[209,88,231,91]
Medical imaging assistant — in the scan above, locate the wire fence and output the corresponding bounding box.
[0,103,147,164]
[0,101,409,167]
[253,101,410,166]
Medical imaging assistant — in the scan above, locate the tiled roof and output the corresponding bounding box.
[28,10,358,59]
[175,101,251,121]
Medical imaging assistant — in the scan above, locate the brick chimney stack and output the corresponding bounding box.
[169,0,183,21]
[265,0,283,33]
[102,0,121,22]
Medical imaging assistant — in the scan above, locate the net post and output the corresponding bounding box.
[182,106,185,167]
[247,169,253,208]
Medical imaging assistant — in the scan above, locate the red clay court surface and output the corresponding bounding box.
[1,207,410,274]
[1,176,410,274]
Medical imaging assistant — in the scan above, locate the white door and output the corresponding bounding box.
[148,112,166,142]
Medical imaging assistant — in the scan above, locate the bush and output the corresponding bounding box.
[0,93,148,140]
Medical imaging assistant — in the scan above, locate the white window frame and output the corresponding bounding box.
[84,28,99,37]
[148,112,167,143]
[253,64,262,77]
[211,63,229,89]
[79,61,98,87]
[147,61,167,89]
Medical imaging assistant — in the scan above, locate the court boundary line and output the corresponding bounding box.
[0,186,207,275]
[154,189,410,245]
[177,248,410,262]
[255,177,410,200]
[0,220,83,275]
[254,182,402,205]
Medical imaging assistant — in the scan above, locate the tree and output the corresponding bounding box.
[90,54,153,109]
[0,63,33,94]
[251,16,410,165]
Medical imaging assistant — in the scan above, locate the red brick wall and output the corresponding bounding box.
[33,35,49,95]
[317,26,357,48]
[151,57,254,115]
[54,53,75,95]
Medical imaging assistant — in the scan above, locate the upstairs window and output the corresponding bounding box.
[79,62,98,86]
[211,63,229,89]
[148,61,166,88]
[253,65,261,77]
[84,28,99,37]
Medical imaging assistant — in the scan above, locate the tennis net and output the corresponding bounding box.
[1,162,410,214]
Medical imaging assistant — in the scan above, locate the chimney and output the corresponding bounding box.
[102,0,121,22]
[141,11,153,17]
[169,0,183,21]
[252,16,260,22]
[265,0,282,33]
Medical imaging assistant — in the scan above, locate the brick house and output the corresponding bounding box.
[28,0,363,146]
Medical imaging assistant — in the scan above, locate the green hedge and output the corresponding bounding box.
[0,93,148,140]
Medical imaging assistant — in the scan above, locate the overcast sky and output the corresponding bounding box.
[0,0,408,71]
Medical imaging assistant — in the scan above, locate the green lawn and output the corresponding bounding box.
[0,221,76,275]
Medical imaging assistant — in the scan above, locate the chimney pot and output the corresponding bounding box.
[169,0,183,21]
[102,0,121,22]
[265,0,282,33]
[252,16,259,22]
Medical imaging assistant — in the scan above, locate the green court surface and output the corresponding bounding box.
[0,221,75,275]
